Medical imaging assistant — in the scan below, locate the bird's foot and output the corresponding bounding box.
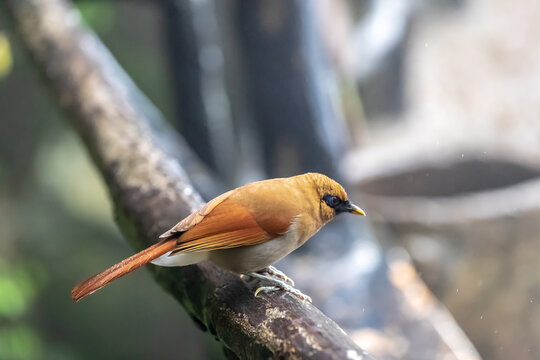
[263,265,295,286]
[243,272,311,303]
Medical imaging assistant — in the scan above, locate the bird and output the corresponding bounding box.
[71,173,365,302]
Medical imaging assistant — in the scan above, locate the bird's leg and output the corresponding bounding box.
[242,271,311,303]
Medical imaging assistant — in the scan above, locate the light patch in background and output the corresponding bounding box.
[0,32,13,79]
[35,131,116,230]
[0,260,45,319]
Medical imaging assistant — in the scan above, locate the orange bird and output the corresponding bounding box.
[71,173,365,302]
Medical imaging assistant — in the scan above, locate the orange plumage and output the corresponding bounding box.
[71,173,365,301]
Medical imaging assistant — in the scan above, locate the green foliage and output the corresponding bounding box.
[0,260,45,318]
[76,2,116,35]
[0,32,13,79]
[0,260,46,360]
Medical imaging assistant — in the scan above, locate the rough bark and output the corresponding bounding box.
[4,0,373,358]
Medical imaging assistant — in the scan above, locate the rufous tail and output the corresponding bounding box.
[71,238,178,302]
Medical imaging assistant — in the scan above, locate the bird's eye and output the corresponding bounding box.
[323,194,341,208]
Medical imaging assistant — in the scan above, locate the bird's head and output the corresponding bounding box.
[303,173,366,223]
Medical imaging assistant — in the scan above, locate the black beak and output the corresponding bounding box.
[336,200,366,216]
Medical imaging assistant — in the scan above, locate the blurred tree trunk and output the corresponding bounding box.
[162,0,215,170]
[235,0,346,177]
[161,0,237,183]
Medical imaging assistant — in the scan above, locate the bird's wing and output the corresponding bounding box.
[159,190,235,239]
[168,195,294,254]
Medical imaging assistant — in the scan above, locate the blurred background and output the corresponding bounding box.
[1,0,539,359]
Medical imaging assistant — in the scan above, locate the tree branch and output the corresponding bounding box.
[5,0,373,358]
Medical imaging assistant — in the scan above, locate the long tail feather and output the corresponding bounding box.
[71,239,178,302]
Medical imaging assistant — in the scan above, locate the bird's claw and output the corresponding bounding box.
[243,271,311,302]
[254,283,312,302]
[254,285,280,297]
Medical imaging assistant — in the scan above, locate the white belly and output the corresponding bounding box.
[208,231,301,273]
